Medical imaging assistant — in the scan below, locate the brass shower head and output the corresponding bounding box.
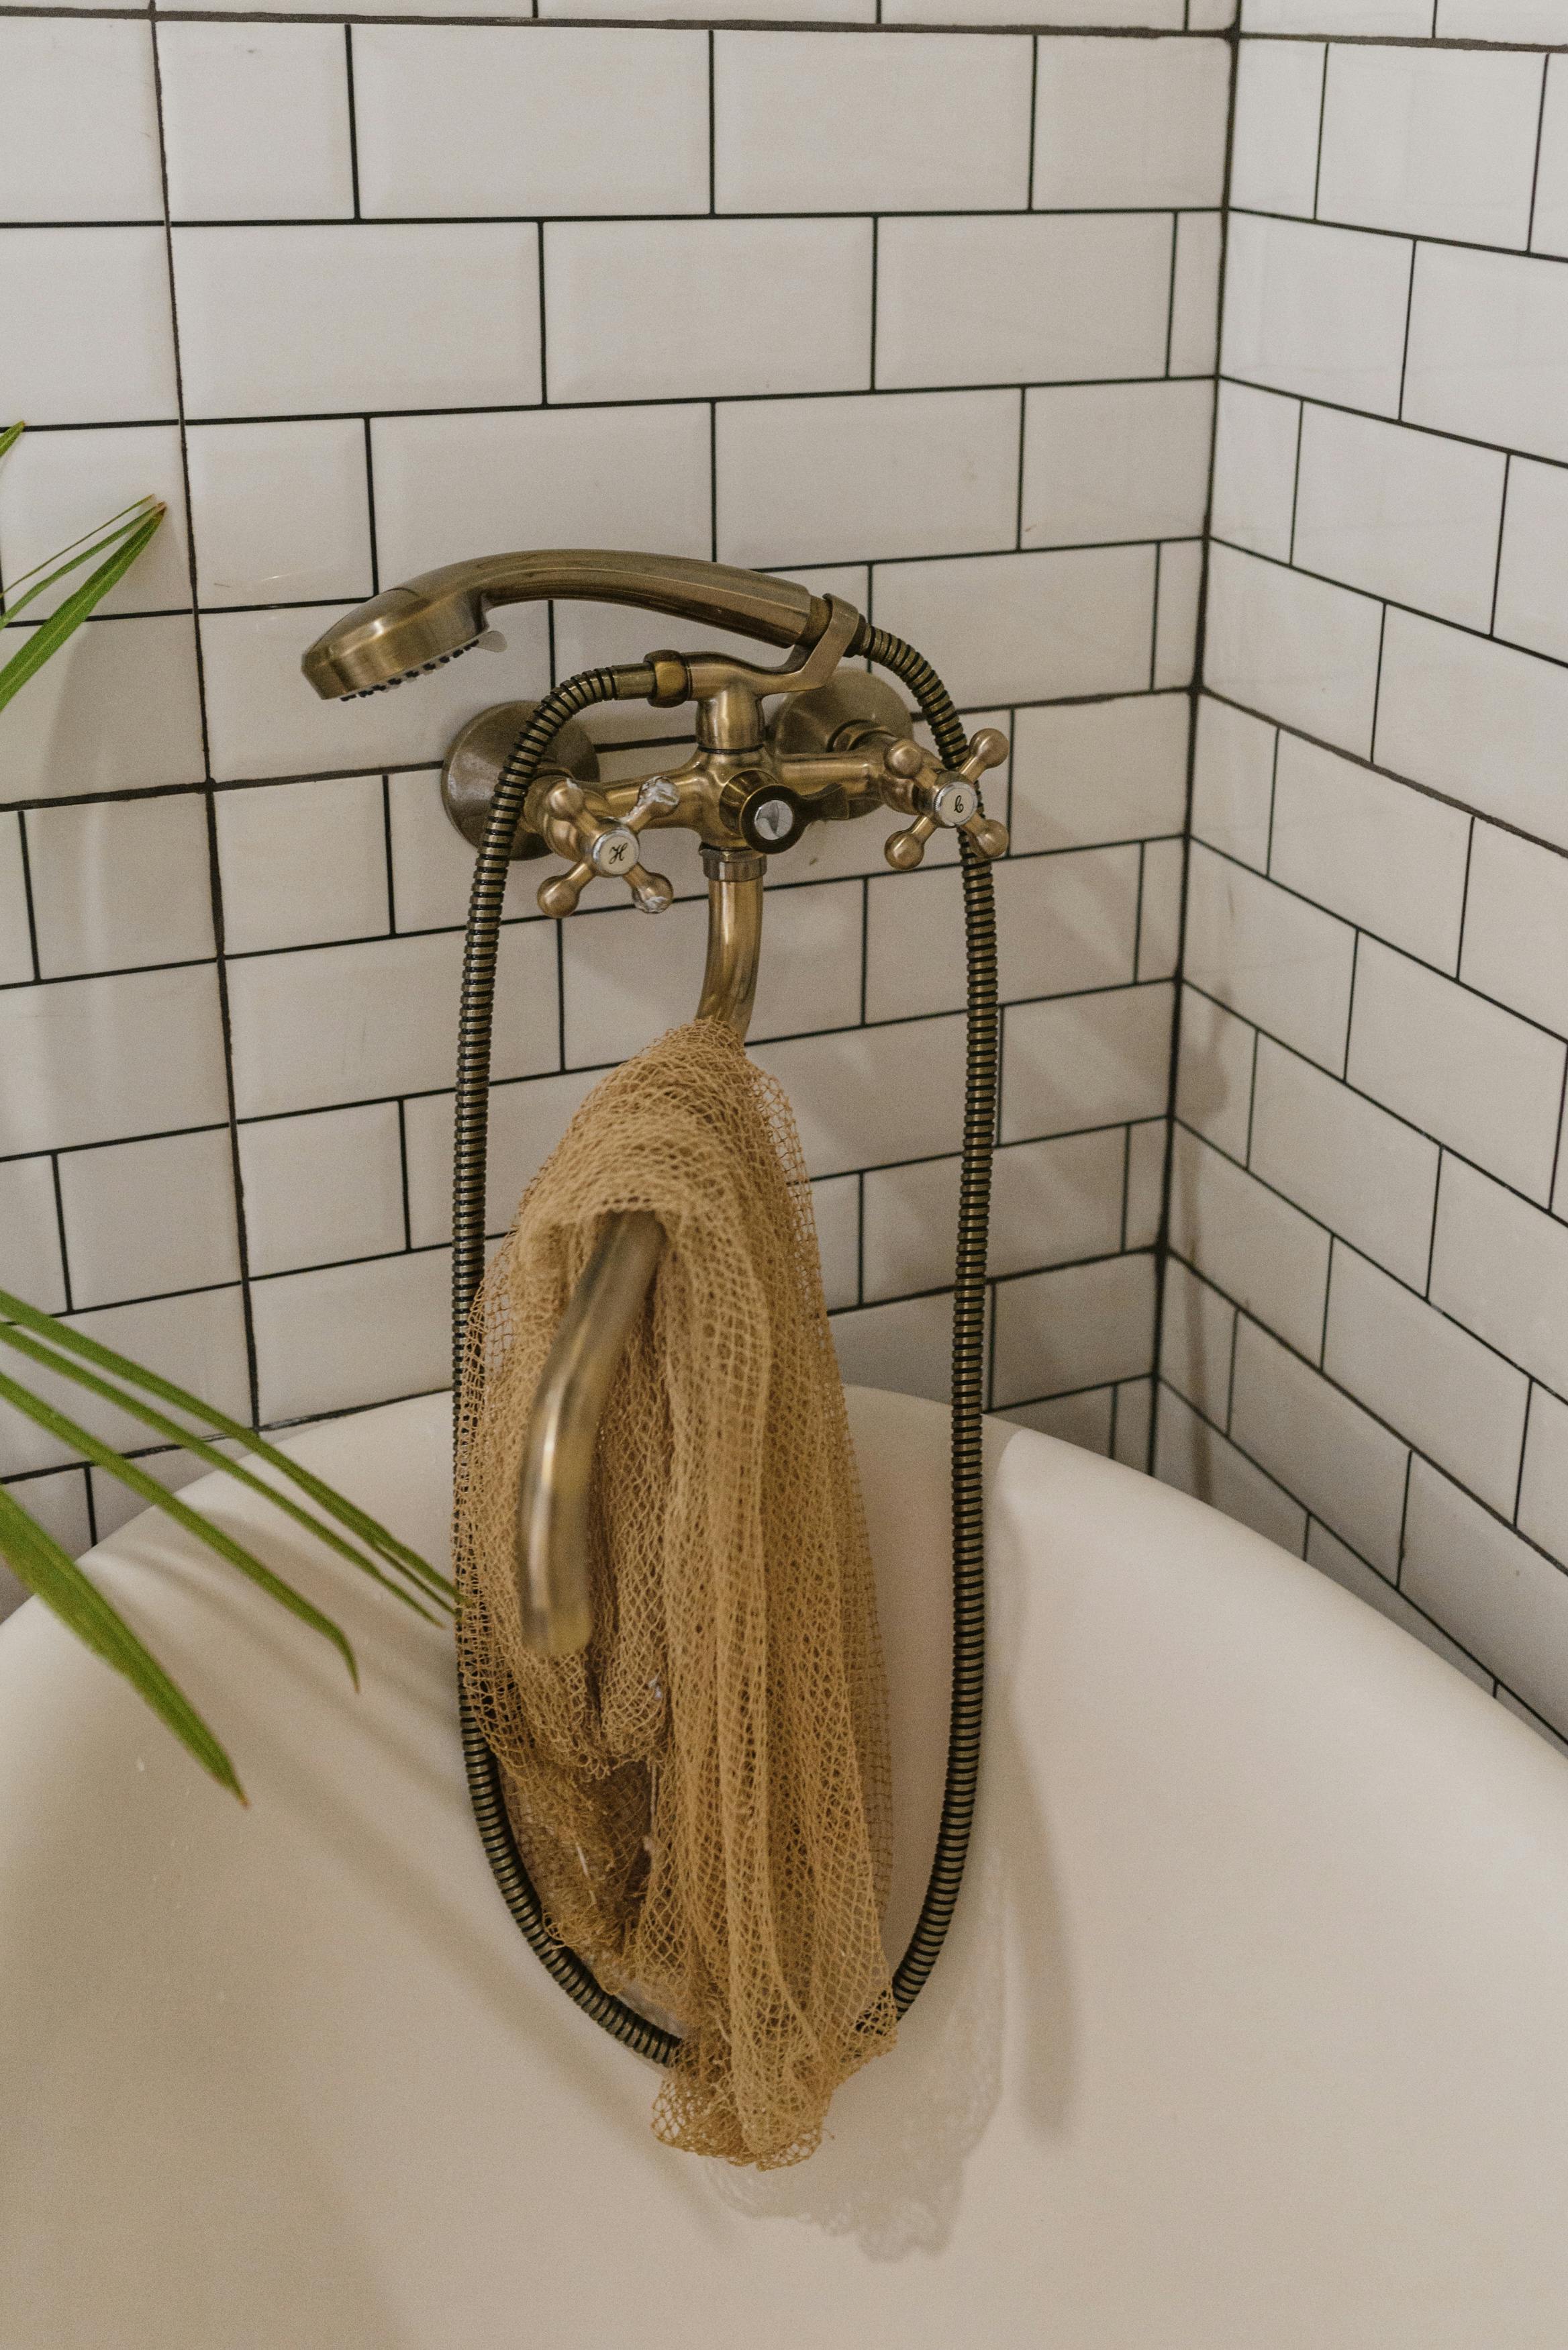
[301,549,845,702]
[301,576,485,700]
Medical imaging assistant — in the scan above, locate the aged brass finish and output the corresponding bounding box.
[440,700,599,857]
[513,1206,665,1656]
[301,548,842,700]
[769,670,915,759]
[513,851,766,1654]
[439,602,1007,922]
[697,849,765,1029]
[307,549,1008,1658]
[882,728,1010,871]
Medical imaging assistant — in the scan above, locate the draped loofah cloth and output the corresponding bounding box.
[454,1019,896,2167]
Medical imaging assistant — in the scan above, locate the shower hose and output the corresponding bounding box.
[452,630,996,2061]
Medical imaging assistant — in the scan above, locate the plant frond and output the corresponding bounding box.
[0,1285,452,1604]
[0,508,165,714]
[0,1485,244,1800]
[0,1366,359,1687]
[0,1319,446,1625]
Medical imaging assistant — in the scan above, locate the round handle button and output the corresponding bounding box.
[932,780,978,828]
[737,784,807,855]
[589,828,639,876]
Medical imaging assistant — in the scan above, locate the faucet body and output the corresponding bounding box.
[450,622,1006,1655]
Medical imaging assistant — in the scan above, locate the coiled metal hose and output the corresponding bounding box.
[452,630,997,2059]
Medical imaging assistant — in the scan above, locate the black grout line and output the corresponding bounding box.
[0,522,1205,632]
[5,363,1229,438]
[48,1154,75,1314]
[1424,1148,1444,1301]
[1174,1104,1568,1411]
[1310,39,1328,220]
[1188,825,1568,1058]
[1549,1051,1568,1210]
[534,218,550,403]
[344,23,362,220]
[379,772,397,929]
[868,214,879,393]
[1,1105,1162,1216]
[1515,1381,1535,1525]
[1148,0,1238,1483]
[1173,1252,1568,1578]
[1316,1231,1333,1369]
[1232,195,1568,265]
[1200,679,1568,870]
[1214,526,1568,700]
[1242,1020,1259,1165]
[1161,1372,1502,1681]
[0,11,1248,40]
[552,917,567,1073]
[1118,1122,1132,1254]
[1394,1448,1414,1589]
[1527,44,1552,251]
[1146,543,1163,692]
[145,17,261,1427]
[0,682,1185,818]
[1395,238,1418,424]
[1285,395,1304,563]
[706,28,716,215]
[14,812,42,983]
[1488,449,1512,634]
[1218,361,1568,475]
[1177,974,1568,1235]
[1454,810,1476,976]
[395,1096,413,1250]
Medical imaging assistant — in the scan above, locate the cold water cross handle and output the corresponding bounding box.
[882,730,1010,870]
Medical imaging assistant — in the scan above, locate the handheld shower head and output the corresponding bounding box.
[302,577,487,700]
[301,549,853,701]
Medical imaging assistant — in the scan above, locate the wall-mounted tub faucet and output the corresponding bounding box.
[304,551,1006,915]
[301,549,1003,2054]
[304,553,1008,1653]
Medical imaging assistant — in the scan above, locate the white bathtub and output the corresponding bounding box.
[3,1385,1568,2347]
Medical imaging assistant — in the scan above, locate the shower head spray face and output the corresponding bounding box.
[302,580,487,700]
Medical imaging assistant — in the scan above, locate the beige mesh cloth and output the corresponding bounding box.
[454,1018,897,2167]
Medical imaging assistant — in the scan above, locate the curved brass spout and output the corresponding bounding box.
[513,853,765,1654]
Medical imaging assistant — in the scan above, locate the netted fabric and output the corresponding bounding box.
[454,1019,896,2166]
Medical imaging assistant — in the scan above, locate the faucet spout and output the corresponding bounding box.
[512,854,765,1653]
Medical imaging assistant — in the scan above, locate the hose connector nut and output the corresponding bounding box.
[645,650,689,710]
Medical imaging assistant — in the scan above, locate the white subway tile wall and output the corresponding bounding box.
[0,9,1226,1582]
[1177,5,1568,1738]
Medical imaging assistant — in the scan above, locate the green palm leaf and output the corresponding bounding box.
[0,1317,444,1626]
[0,506,166,716]
[0,1286,452,1607]
[0,497,162,628]
[0,1485,244,1800]
[0,1366,359,1687]
[0,423,452,1797]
